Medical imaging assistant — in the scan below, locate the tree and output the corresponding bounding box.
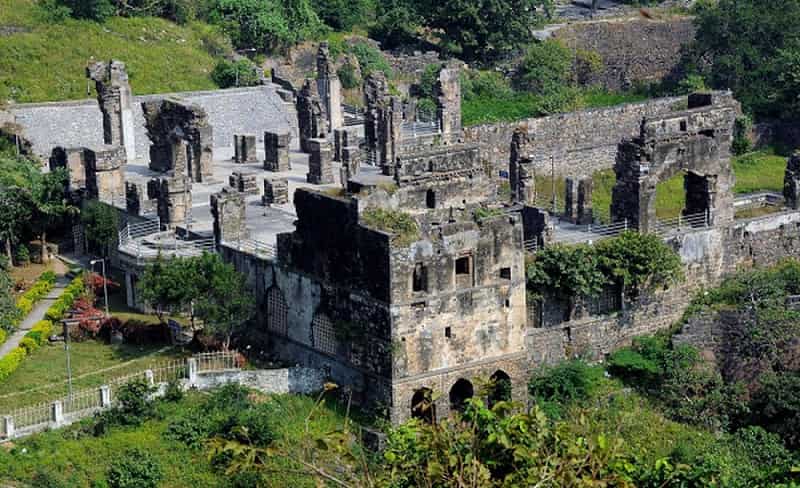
[686,0,800,119]
[415,0,552,63]
[312,0,373,31]
[80,200,119,257]
[30,168,76,263]
[137,255,198,324]
[0,186,32,265]
[193,253,255,350]
[0,257,21,336]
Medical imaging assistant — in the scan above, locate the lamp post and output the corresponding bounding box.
[90,258,110,318]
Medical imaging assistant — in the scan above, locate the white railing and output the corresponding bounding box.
[553,219,631,245]
[1,351,240,439]
[401,120,440,141]
[118,215,161,247]
[223,238,277,260]
[653,211,710,237]
[523,239,539,253]
[342,104,364,126]
[119,231,216,261]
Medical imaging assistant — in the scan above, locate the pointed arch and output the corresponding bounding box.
[265,286,288,336]
[311,311,338,356]
[449,378,474,413]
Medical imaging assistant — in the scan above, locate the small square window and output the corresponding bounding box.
[445,326,452,338]
[679,120,687,131]
[413,263,428,292]
[499,267,511,280]
[455,256,470,275]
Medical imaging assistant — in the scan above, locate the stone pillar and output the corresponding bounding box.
[577,176,593,225]
[364,71,389,158]
[85,145,126,205]
[307,139,334,184]
[125,181,155,216]
[145,369,155,386]
[229,171,260,195]
[263,177,289,206]
[436,65,462,144]
[521,206,554,249]
[87,60,136,162]
[49,146,88,192]
[3,415,14,438]
[297,79,326,153]
[379,96,402,175]
[234,134,258,164]
[100,385,111,407]
[785,152,800,209]
[317,41,343,131]
[187,358,198,384]
[51,400,64,425]
[147,175,191,228]
[565,177,578,222]
[264,131,291,171]
[210,187,248,245]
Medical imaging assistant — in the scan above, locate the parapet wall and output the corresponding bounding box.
[9,85,297,160]
[463,95,685,177]
[553,16,696,91]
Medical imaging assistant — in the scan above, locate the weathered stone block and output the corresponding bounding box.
[264,131,291,172]
[229,171,260,195]
[306,139,334,185]
[263,177,289,206]
[233,134,258,164]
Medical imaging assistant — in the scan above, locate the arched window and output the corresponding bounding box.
[411,388,435,423]
[312,312,338,356]
[426,189,436,209]
[488,370,512,407]
[449,378,474,413]
[265,286,288,336]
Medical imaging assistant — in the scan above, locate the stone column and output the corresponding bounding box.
[364,71,389,158]
[577,176,593,225]
[2,415,14,438]
[51,400,64,425]
[379,96,402,175]
[297,79,326,153]
[49,146,88,192]
[85,145,126,205]
[565,177,578,222]
[228,171,259,194]
[100,385,111,407]
[187,358,198,384]
[147,175,191,228]
[317,41,343,131]
[263,177,289,206]
[785,152,800,209]
[234,134,258,164]
[436,65,462,144]
[307,139,334,184]
[87,60,136,162]
[264,131,291,171]
[210,187,249,245]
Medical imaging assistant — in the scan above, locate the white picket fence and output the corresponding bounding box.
[0,351,239,439]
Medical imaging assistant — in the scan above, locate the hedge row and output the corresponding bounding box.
[15,270,57,317]
[0,276,83,383]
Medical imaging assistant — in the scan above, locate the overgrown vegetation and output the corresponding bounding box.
[360,208,420,246]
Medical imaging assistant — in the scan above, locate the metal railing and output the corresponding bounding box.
[342,104,364,126]
[523,239,539,253]
[401,120,440,141]
[653,211,711,237]
[195,351,240,373]
[223,238,277,260]
[553,219,631,246]
[118,215,161,247]
[1,351,240,439]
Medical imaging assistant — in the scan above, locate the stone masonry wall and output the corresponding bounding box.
[463,96,686,177]
[9,85,298,160]
[553,17,696,91]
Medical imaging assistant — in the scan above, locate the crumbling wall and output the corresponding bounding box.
[211,187,248,245]
[86,60,136,162]
[142,98,213,182]
[552,17,696,91]
[466,95,685,177]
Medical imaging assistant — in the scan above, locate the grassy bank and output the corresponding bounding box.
[0,0,226,103]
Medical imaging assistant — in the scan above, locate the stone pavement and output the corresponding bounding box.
[0,276,70,360]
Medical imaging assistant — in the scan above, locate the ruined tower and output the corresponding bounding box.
[86,60,136,162]
[316,42,344,131]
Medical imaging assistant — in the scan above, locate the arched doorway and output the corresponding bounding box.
[487,370,512,407]
[449,378,474,413]
[411,388,435,423]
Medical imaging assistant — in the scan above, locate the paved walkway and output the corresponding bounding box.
[0,277,70,359]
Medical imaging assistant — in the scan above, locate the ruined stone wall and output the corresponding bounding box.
[463,95,685,177]
[388,213,528,422]
[9,85,297,160]
[553,17,696,91]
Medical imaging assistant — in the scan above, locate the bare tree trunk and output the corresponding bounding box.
[40,228,47,263]
[5,237,13,267]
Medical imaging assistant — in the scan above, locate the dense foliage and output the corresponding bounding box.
[137,253,254,348]
[685,0,800,120]
[210,58,261,88]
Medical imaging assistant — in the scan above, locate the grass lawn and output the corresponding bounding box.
[0,391,352,488]
[732,149,788,194]
[0,0,226,103]
[0,339,187,411]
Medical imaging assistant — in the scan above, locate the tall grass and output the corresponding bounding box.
[0,0,226,102]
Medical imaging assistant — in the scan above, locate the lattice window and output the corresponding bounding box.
[312,312,338,356]
[266,286,288,336]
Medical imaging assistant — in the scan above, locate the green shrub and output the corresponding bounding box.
[606,335,667,388]
[732,115,754,156]
[337,63,359,89]
[40,270,56,283]
[236,402,277,446]
[529,360,604,417]
[162,378,184,403]
[107,448,164,488]
[349,41,391,78]
[164,412,213,448]
[517,40,573,94]
[204,383,252,413]
[211,59,261,88]
[0,328,6,345]
[14,245,30,266]
[16,296,33,316]
[0,347,27,381]
[19,336,38,354]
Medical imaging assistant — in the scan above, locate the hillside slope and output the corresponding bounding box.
[0,0,227,103]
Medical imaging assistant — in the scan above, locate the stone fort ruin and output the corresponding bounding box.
[7,57,800,424]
